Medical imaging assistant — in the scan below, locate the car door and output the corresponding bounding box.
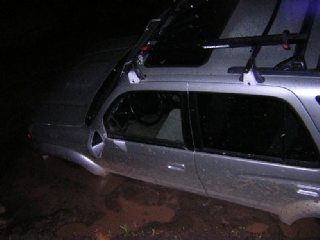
[189,83,320,221]
[101,88,205,196]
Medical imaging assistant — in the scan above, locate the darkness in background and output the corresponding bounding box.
[0,0,172,168]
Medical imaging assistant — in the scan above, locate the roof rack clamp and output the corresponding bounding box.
[128,70,140,84]
[240,67,264,86]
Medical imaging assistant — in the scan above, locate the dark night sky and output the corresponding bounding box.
[0,1,171,164]
[1,1,171,53]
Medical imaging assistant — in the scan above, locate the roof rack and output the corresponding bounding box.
[200,33,308,50]
[239,0,282,83]
[146,32,308,52]
[274,0,319,71]
[141,0,320,74]
[228,67,320,77]
[226,0,320,80]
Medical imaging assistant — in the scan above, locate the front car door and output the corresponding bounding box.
[100,86,205,196]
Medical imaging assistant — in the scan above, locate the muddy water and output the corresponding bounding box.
[0,150,178,238]
[56,196,176,238]
[1,149,320,239]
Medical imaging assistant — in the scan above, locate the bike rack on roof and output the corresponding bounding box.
[132,0,320,84]
[274,0,319,71]
[227,0,320,80]
[240,0,282,84]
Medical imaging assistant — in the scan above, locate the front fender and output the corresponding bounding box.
[39,143,107,176]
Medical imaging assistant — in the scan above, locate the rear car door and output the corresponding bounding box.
[189,83,320,222]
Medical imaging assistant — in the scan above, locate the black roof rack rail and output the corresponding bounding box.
[200,33,308,50]
[240,0,282,78]
[274,0,319,71]
[228,66,320,77]
[149,33,308,51]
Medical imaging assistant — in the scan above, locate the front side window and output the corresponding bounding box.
[196,93,319,166]
[104,91,185,147]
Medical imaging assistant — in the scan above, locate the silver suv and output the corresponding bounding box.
[30,0,320,225]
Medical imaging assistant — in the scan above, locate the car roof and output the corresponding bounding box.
[130,0,320,82]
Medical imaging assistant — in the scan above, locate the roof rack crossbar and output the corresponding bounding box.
[200,33,308,49]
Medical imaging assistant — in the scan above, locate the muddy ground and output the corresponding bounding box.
[1,1,320,239]
[1,149,320,240]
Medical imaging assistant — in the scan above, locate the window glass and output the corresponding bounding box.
[104,91,184,145]
[285,107,319,162]
[197,93,319,163]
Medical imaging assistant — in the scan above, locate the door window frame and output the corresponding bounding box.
[103,90,194,150]
[189,91,320,168]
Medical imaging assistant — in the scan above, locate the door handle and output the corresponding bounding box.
[167,162,186,172]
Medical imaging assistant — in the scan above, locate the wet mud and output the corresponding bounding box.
[1,149,320,239]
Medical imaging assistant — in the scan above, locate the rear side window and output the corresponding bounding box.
[196,93,319,166]
[103,91,185,147]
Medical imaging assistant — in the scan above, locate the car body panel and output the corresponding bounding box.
[195,152,320,224]
[40,143,106,175]
[103,139,205,195]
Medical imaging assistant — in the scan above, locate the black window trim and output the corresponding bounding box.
[104,90,194,151]
[189,91,320,168]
